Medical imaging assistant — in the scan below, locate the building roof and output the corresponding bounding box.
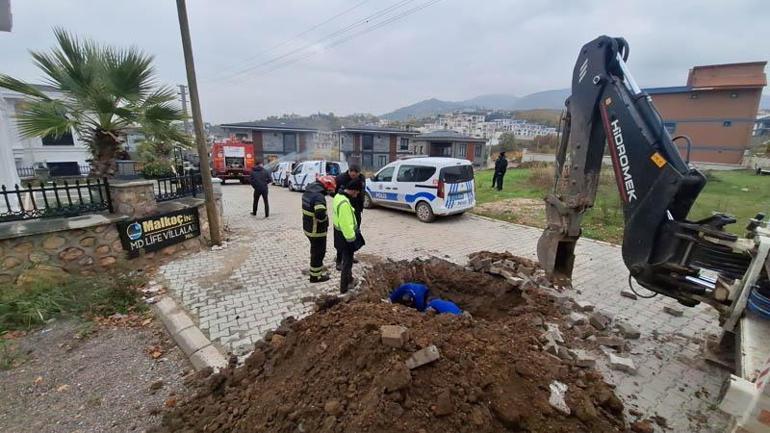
[644,86,692,95]
[220,120,318,132]
[414,129,487,142]
[688,61,767,89]
[334,125,418,135]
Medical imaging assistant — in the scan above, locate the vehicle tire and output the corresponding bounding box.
[363,193,374,209]
[415,202,435,223]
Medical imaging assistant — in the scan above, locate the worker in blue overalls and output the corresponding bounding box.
[388,283,463,315]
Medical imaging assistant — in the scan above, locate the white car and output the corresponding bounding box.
[271,161,296,187]
[288,160,348,192]
[364,157,476,222]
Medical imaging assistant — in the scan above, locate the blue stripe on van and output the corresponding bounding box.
[405,192,436,203]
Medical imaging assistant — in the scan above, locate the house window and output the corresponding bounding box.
[362,134,374,151]
[663,122,677,134]
[235,133,249,141]
[474,144,482,157]
[376,154,388,169]
[723,120,733,127]
[441,146,452,156]
[42,132,75,146]
[457,144,467,157]
[399,137,409,151]
[363,153,373,169]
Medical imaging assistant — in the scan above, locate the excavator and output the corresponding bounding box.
[536,35,770,432]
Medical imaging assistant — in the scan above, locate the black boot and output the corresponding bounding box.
[310,275,331,283]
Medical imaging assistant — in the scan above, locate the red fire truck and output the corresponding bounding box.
[211,138,256,184]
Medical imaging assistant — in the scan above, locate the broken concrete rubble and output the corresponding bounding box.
[574,300,595,312]
[567,312,588,328]
[589,311,612,330]
[620,289,638,300]
[663,305,685,317]
[608,353,637,373]
[544,323,565,344]
[380,325,409,348]
[405,345,441,370]
[615,321,641,339]
[569,349,597,368]
[596,336,626,349]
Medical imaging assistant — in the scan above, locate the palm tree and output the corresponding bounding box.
[0,28,187,177]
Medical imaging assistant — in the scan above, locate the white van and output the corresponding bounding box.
[364,157,475,222]
[288,160,349,192]
[271,161,296,187]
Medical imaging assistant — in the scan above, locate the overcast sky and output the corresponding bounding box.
[1,0,768,123]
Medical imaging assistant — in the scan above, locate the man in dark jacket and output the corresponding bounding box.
[302,176,336,283]
[492,152,508,191]
[250,161,272,217]
[335,165,364,225]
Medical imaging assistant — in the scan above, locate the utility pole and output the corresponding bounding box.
[178,84,190,135]
[176,0,222,245]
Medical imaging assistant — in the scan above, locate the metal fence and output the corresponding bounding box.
[0,178,113,223]
[16,165,93,178]
[154,173,203,202]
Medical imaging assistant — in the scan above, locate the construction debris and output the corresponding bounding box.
[152,254,627,433]
[589,311,613,330]
[620,289,638,300]
[663,305,685,317]
[616,321,641,339]
[380,325,409,348]
[574,300,595,312]
[608,353,637,373]
[596,336,626,349]
[405,345,441,369]
[570,349,598,368]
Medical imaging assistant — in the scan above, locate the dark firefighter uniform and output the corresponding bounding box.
[302,181,332,283]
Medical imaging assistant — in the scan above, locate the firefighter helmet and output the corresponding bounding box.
[317,175,337,194]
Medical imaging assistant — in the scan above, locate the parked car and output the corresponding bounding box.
[364,157,475,223]
[271,161,296,187]
[288,160,348,192]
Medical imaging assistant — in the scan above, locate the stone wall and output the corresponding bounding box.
[0,179,223,285]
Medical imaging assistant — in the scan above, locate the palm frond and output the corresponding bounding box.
[13,99,76,138]
[0,75,51,100]
[102,46,155,101]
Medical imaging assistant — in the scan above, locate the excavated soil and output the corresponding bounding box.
[152,253,627,433]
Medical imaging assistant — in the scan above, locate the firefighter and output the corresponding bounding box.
[332,179,365,294]
[302,175,336,283]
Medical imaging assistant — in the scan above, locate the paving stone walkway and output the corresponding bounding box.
[160,184,729,432]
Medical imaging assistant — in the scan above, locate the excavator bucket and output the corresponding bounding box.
[537,229,576,285]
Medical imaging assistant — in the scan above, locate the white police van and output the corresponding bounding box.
[288,160,348,192]
[364,157,475,222]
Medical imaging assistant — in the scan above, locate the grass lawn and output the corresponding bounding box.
[473,168,770,244]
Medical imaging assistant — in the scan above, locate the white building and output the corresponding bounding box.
[422,112,557,141]
[2,85,91,177]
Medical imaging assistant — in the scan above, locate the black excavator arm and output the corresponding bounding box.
[537,36,751,308]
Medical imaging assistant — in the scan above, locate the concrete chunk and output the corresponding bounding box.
[596,336,625,349]
[189,345,227,371]
[663,305,685,317]
[380,325,409,348]
[544,323,565,344]
[567,312,588,327]
[569,349,597,368]
[589,311,612,330]
[620,289,638,300]
[615,321,641,339]
[574,300,595,312]
[406,345,441,369]
[608,353,637,373]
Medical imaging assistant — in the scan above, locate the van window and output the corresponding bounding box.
[373,166,395,182]
[326,162,341,176]
[440,165,474,183]
[292,163,303,175]
[397,165,436,182]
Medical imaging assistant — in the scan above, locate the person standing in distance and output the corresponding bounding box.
[492,152,508,191]
[250,160,272,217]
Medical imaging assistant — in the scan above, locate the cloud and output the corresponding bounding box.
[1,0,767,123]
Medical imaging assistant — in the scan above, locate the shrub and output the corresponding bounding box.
[528,165,556,190]
[141,160,175,178]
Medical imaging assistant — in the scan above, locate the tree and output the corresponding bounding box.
[137,122,193,176]
[0,29,186,177]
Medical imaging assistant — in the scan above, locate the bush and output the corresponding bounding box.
[0,273,146,332]
[141,160,175,178]
[528,165,555,190]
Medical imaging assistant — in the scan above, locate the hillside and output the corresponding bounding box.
[382,89,569,120]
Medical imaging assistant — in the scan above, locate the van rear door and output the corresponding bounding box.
[439,164,475,210]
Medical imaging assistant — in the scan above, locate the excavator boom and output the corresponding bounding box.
[537,36,752,308]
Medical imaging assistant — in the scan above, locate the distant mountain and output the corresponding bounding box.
[382,89,569,121]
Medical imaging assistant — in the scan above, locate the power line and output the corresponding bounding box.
[212,0,417,83]
[202,0,373,80]
[243,0,445,79]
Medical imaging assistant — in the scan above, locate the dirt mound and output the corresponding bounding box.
[152,255,626,433]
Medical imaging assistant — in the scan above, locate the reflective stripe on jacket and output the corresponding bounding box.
[302,182,328,238]
[332,193,357,242]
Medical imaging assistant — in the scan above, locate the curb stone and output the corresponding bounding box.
[154,295,227,371]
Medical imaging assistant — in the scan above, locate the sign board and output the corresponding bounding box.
[223,146,245,158]
[117,208,200,258]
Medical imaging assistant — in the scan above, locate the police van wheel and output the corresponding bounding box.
[363,193,374,209]
[415,202,435,223]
